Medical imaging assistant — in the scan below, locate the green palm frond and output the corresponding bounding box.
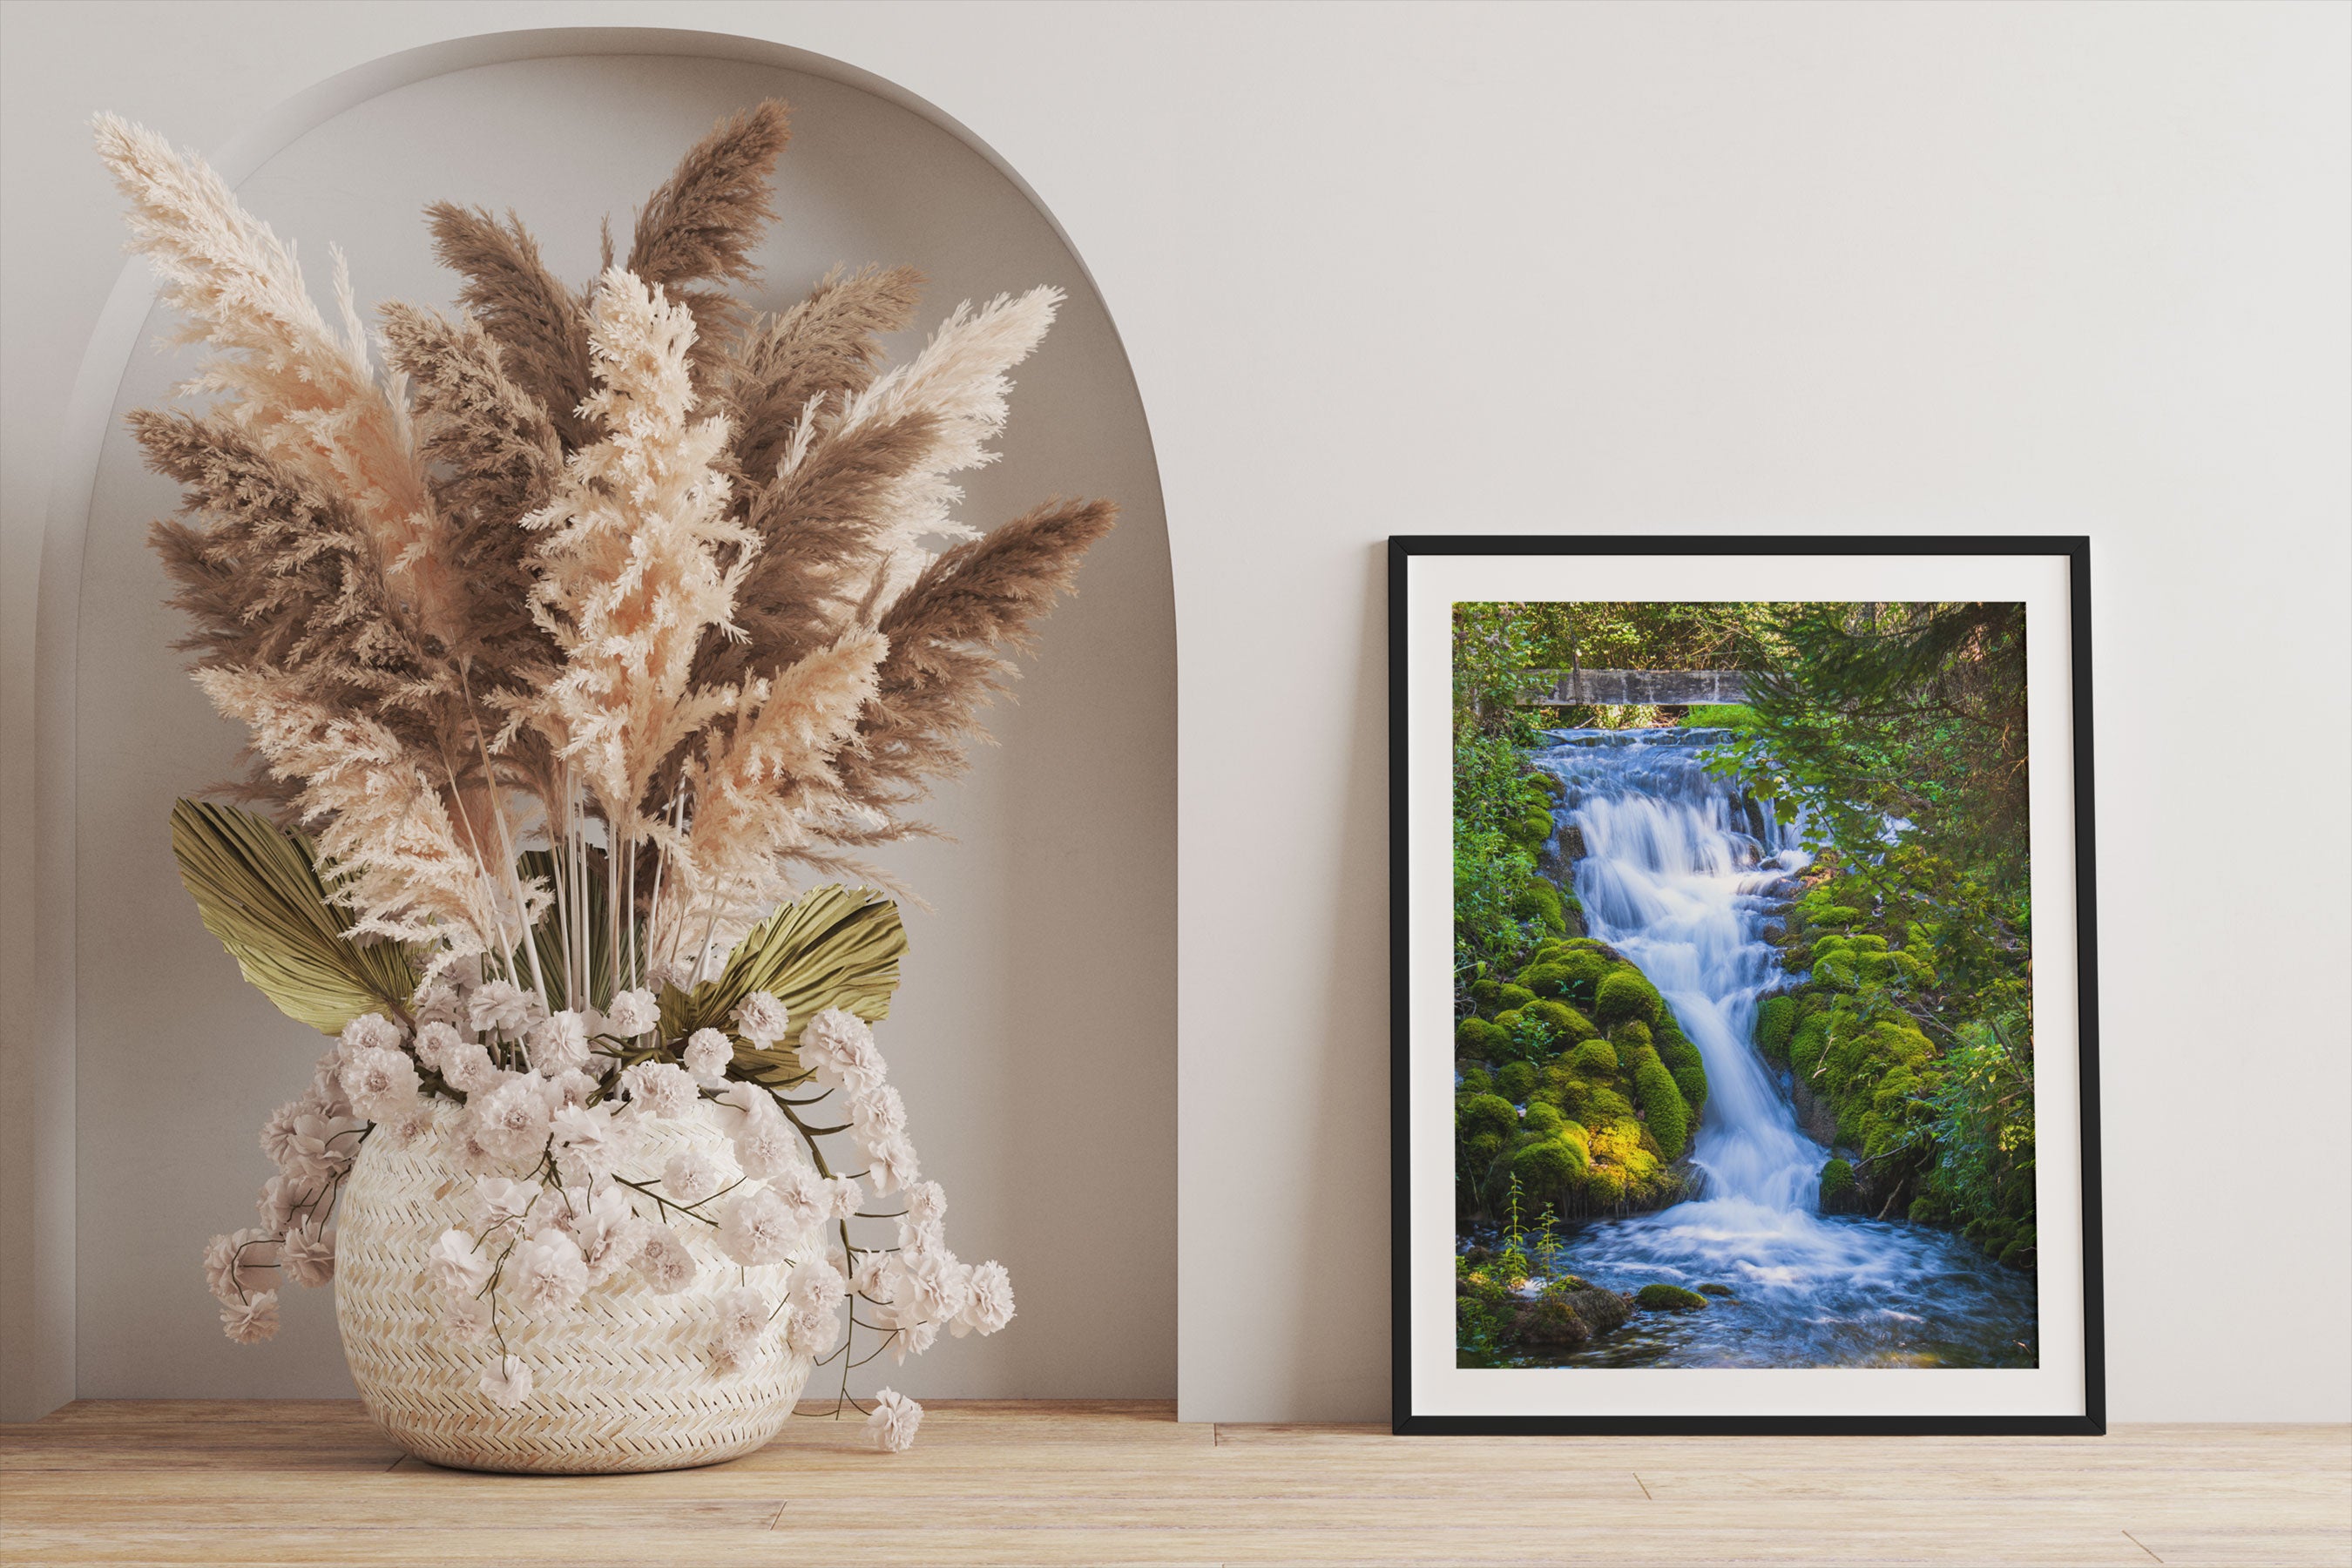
[659,885,906,1086]
[169,799,418,1037]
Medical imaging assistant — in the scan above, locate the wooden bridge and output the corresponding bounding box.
[1517,669,1750,706]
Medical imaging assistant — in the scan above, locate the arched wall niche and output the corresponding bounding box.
[44,30,1174,1401]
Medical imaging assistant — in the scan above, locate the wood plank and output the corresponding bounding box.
[0,1402,2343,1568]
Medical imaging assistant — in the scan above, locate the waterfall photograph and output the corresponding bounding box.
[1448,598,2041,1373]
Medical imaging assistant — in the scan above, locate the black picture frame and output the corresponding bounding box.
[1389,535,2105,1435]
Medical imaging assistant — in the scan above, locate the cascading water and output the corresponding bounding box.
[1511,727,2037,1369]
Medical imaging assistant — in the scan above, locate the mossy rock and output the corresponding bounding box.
[1754,994,1796,1064]
[1506,805,1555,849]
[1514,962,1573,999]
[1788,1012,1832,1080]
[1630,1049,1692,1159]
[1529,769,1566,801]
[1612,1019,1652,1052]
[1658,1037,1707,1112]
[1510,1294,1591,1347]
[1495,1061,1537,1103]
[1522,1100,1565,1138]
[1456,1065,1493,1096]
[1804,903,1865,929]
[1636,1283,1707,1311]
[1493,983,1538,1015]
[1554,950,1612,998]
[1463,1130,1504,1165]
[1697,1282,1735,1297]
[1456,1093,1518,1143]
[1817,1158,1858,1211]
[1568,1038,1619,1077]
[1455,1016,1508,1059]
[1594,969,1661,1029]
[1524,997,1598,1044]
[1511,1135,1589,1205]
[1491,1008,1524,1038]
[1469,977,1504,1010]
[1511,877,1568,936]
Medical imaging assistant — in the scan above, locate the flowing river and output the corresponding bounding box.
[1511,726,2037,1369]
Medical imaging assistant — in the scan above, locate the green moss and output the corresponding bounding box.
[1456,1065,1493,1096]
[1512,1135,1589,1204]
[1506,805,1555,849]
[1484,983,1538,1017]
[1569,1039,1619,1076]
[1510,877,1567,936]
[1595,969,1661,1029]
[1631,1048,1692,1159]
[1806,904,1864,929]
[1636,1283,1707,1311]
[1469,977,1504,1010]
[1455,1016,1508,1059]
[1818,1158,1857,1206]
[1555,950,1611,999]
[1514,962,1571,998]
[1788,1013,1832,1081]
[1684,704,1757,730]
[1529,769,1565,800]
[1524,997,1598,1044]
[1463,1131,1504,1166]
[1456,1093,1518,1143]
[1696,1282,1735,1297]
[1491,1008,1524,1037]
[1495,1061,1537,1103]
[1522,1100,1565,1138]
[1754,995,1796,1064]
[1658,1036,1707,1111]
[1613,1018,1652,1052]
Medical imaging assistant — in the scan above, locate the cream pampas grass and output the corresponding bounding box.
[113,98,1112,1020]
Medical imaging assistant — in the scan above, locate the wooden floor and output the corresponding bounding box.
[2,1401,2346,1566]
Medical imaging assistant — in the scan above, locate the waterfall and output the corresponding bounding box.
[1538,726,1820,1210]
[1520,727,2040,1369]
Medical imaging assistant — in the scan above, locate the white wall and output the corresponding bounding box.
[5,2,2347,1424]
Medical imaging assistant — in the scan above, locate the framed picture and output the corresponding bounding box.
[1389,536,2103,1433]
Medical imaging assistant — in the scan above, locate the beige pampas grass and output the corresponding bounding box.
[115,100,1113,1007]
[520,268,756,847]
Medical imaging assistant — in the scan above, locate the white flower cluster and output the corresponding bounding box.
[206,977,1010,1450]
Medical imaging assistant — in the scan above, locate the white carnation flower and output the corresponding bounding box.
[864,1131,920,1197]
[306,1048,353,1119]
[468,980,544,1037]
[718,1085,803,1180]
[375,1098,437,1149]
[618,1060,696,1119]
[255,1174,319,1233]
[662,1147,727,1206]
[468,1077,553,1163]
[848,1084,907,1150]
[450,1119,511,1175]
[439,1040,500,1096]
[604,988,659,1038]
[339,1046,420,1122]
[542,1067,598,1110]
[438,1294,492,1342]
[634,1224,699,1294]
[412,1020,465,1072]
[467,1177,541,1237]
[902,1179,948,1228]
[849,1250,891,1300]
[549,1104,635,1184]
[715,1187,804,1268]
[506,1228,589,1316]
[525,1010,591,1076]
[271,1109,360,1183]
[889,1318,939,1364]
[337,1012,403,1058]
[784,1257,847,1358]
[571,1186,648,1286]
[798,1008,883,1092]
[825,1175,865,1221]
[280,1220,335,1288]
[411,981,466,1029]
[425,1228,492,1297]
[479,1354,532,1409]
[865,1388,922,1452]
[219,1290,279,1344]
[203,1228,278,1303]
[682,1028,733,1085]
[712,1286,772,1349]
[259,1101,304,1168]
[956,1260,1015,1337]
[733,991,791,1046]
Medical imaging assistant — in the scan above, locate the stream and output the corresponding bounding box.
[1496,726,2038,1369]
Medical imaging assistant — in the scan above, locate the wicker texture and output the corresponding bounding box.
[335,1103,811,1474]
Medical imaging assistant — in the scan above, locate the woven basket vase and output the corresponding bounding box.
[336,1101,811,1474]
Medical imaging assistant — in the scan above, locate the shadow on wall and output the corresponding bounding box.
[64,47,1175,1402]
